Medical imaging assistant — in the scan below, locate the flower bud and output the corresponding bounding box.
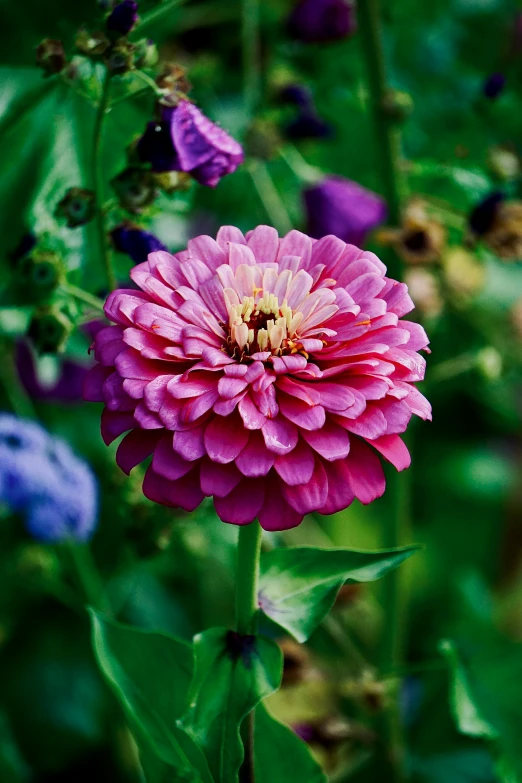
[381,89,414,123]
[285,110,333,141]
[151,171,192,193]
[107,0,139,36]
[28,308,73,354]
[155,63,191,97]
[15,252,64,303]
[55,187,96,228]
[105,41,135,75]
[76,28,111,57]
[111,223,167,263]
[377,199,446,264]
[36,39,66,76]
[133,38,158,69]
[404,268,443,320]
[111,167,157,212]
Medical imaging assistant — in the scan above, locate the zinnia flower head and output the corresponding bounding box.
[304,176,387,247]
[84,225,431,530]
[287,0,356,43]
[0,414,98,542]
[137,100,244,187]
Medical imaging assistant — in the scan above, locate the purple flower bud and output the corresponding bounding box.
[107,0,139,36]
[483,72,505,99]
[280,84,314,109]
[287,0,356,44]
[469,191,504,235]
[111,224,168,264]
[16,341,89,404]
[138,100,244,187]
[285,109,333,140]
[304,176,387,246]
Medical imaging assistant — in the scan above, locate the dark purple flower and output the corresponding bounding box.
[286,109,333,140]
[280,84,314,109]
[304,176,387,246]
[111,224,167,264]
[483,72,506,99]
[469,191,504,235]
[9,233,37,265]
[107,0,139,36]
[287,0,356,44]
[137,100,244,187]
[16,341,89,403]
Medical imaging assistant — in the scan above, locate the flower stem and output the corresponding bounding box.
[236,521,263,783]
[248,160,293,235]
[61,283,105,312]
[242,0,261,118]
[358,0,404,280]
[358,3,409,777]
[92,69,116,292]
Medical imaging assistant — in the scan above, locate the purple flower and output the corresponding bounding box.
[304,176,387,246]
[483,72,505,99]
[287,0,356,44]
[137,100,244,187]
[16,341,89,403]
[107,0,139,36]
[469,191,504,235]
[280,84,314,109]
[0,414,98,542]
[111,224,168,264]
[286,109,333,140]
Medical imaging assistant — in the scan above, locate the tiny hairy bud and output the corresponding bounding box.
[16,251,64,302]
[111,167,157,212]
[75,28,111,57]
[28,308,74,354]
[381,89,414,123]
[105,41,136,75]
[36,39,66,76]
[55,187,96,228]
[133,38,158,69]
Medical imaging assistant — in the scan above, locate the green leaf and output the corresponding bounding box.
[254,704,326,783]
[259,545,421,642]
[90,611,213,783]
[181,627,282,783]
[439,640,498,740]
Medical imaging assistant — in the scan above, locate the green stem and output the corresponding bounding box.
[92,69,116,292]
[0,338,37,419]
[134,69,165,96]
[61,283,105,312]
[358,0,404,279]
[242,0,261,118]
[139,0,188,33]
[236,521,263,783]
[248,161,293,235]
[67,541,111,615]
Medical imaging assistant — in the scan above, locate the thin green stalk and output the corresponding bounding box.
[236,522,263,783]
[67,541,111,615]
[138,0,187,33]
[0,338,37,419]
[358,4,409,778]
[242,0,261,118]
[248,161,293,235]
[92,69,116,292]
[358,0,404,280]
[134,69,165,97]
[61,283,105,312]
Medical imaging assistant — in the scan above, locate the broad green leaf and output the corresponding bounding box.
[90,611,213,783]
[439,640,498,739]
[181,627,282,783]
[259,545,420,642]
[254,704,326,783]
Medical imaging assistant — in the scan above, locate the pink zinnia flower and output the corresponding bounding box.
[84,226,431,530]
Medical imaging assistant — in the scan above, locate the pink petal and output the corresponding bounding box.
[274,439,315,485]
[345,439,385,504]
[116,429,161,475]
[246,225,279,264]
[214,479,265,525]
[218,376,248,399]
[200,459,242,497]
[302,421,350,460]
[277,230,312,269]
[236,431,275,477]
[281,458,328,514]
[216,225,247,250]
[204,412,250,463]
[318,459,356,514]
[152,434,194,480]
[160,468,205,511]
[187,235,226,271]
[258,478,303,531]
[341,406,387,440]
[262,416,298,455]
[83,365,111,402]
[100,410,135,445]
[279,395,325,431]
[238,395,267,430]
[370,434,411,471]
[173,424,206,461]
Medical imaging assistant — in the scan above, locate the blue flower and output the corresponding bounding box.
[111,224,168,263]
[0,413,98,543]
[107,0,139,36]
